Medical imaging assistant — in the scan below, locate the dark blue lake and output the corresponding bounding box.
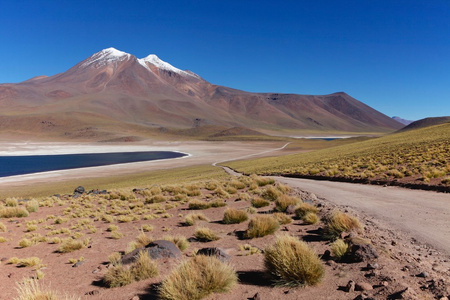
[0,151,186,178]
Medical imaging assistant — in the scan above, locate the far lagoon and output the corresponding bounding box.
[0,151,187,178]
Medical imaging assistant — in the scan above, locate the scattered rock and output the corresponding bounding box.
[345,242,379,263]
[251,292,261,300]
[121,240,181,265]
[88,189,107,195]
[366,262,379,270]
[321,250,331,260]
[85,290,99,296]
[355,282,373,291]
[345,280,356,292]
[74,186,85,194]
[72,261,85,267]
[285,205,297,214]
[416,271,428,278]
[196,247,230,262]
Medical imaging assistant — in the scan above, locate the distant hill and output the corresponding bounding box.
[392,116,414,126]
[0,48,403,140]
[397,116,450,132]
[225,122,450,190]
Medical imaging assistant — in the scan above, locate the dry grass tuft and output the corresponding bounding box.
[159,255,237,300]
[222,208,248,224]
[163,235,190,251]
[272,212,293,225]
[184,212,210,226]
[302,212,319,224]
[131,251,159,281]
[194,227,220,242]
[57,238,89,253]
[14,278,80,300]
[0,207,29,218]
[324,211,362,240]
[251,197,270,208]
[330,239,349,260]
[25,200,39,213]
[103,265,134,288]
[294,203,319,218]
[245,215,280,239]
[275,195,301,212]
[188,200,211,210]
[264,234,324,286]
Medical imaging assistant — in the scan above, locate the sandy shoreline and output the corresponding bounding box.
[0,140,287,187]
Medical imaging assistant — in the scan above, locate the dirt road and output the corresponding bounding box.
[275,177,450,255]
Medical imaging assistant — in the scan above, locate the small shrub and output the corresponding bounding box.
[57,238,89,253]
[238,244,261,255]
[275,195,301,212]
[264,234,324,286]
[294,203,319,218]
[245,215,280,239]
[5,198,18,207]
[194,227,220,242]
[108,252,122,266]
[185,213,210,226]
[273,212,292,225]
[188,200,211,210]
[210,200,227,208]
[0,221,6,232]
[25,199,39,212]
[330,239,348,260]
[159,255,237,300]
[141,224,154,232]
[163,235,190,251]
[110,231,123,239]
[0,207,29,218]
[251,197,270,208]
[131,251,159,280]
[222,208,248,224]
[302,212,319,224]
[324,211,362,240]
[255,176,275,187]
[103,265,134,288]
[261,186,281,201]
[14,278,80,300]
[19,238,33,248]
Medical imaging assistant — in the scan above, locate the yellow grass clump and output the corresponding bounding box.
[194,227,220,242]
[0,207,29,218]
[163,235,190,251]
[57,238,89,253]
[184,212,210,226]
[159,255,237,300]
[264,234,324,286]
[245,215,280,239]
[14,278,80,300]
[222,208,248,224]
[251,197,270,208]
[330,239,349,260]
[324,211,362,240]
[294,203,319,218]
[275,195,301,212]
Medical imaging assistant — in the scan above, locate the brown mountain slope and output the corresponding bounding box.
[0,48,402,140]
[397,116,450,132]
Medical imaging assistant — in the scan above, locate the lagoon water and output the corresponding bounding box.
[0,151,186,178]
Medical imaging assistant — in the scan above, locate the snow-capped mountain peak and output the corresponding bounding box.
[81,47,132,68]
[138,54,199,78]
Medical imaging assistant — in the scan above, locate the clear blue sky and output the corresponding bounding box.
[1,0,449,120]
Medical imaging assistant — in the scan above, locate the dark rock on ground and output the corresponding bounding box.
[345,242,379,263]
[121,240,181,265]
[196,247,231,262]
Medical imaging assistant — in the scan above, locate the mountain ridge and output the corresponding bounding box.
[0,48,403,140]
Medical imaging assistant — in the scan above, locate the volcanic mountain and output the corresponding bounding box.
[0,48,402,140]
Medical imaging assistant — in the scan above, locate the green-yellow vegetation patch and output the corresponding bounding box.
[0,165,228,199]
[224,123,450,185]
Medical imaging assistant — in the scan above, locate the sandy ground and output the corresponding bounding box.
[275,177,450,256]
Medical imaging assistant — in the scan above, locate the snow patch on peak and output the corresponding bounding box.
[138,54,199,78]
[81,47,132,68]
